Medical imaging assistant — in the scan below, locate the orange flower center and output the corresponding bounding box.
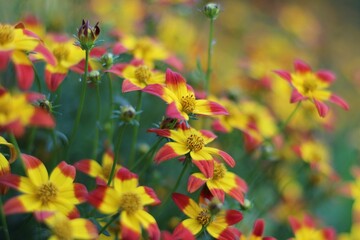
[53,44,70,62]
[212,163,226,180]
[37,182,58,205]
[0,24,15,45]
[181,94,196,113]
[52,218,72,240]
[197,209,211,226]
[119,192,142,214]
[135,65,152,83]
[186,134,205,152]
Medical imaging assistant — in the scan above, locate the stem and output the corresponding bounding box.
[108,126,125,186]
[106,72,114,143]
[128,91,143,167]
[32,64,42,93]
[161,156,191,210]
[67,49,90,156]
[92,84,102,159]
[0,197,10,240]
[278,101,302,133]
[9,134,24,170]
[205,18,215,95]
[26,127,36,153]
[98,213,120,235]
[132,137,163,173]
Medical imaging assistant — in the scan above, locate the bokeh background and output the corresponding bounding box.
[1,0,359,238]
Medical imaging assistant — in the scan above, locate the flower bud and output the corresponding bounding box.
[120,105,136,122]
[76,19,100,50]
[88,70,101,84]
[240,198,253,211]
[203,3,220,20]
[101,53,114,69]
[38,99,53,113]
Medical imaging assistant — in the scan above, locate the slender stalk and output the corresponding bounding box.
[205,18,215,95]
[67,49,90,155]
[108,126,125,186]
[32,64,42,93]
[128,91,143,167]
[0,197,10,240]
[26,127,36,153]
[132,137,163,174]
[92,84,101,159]
[106,72,114,142]
[278,101,302,133]
[98,213,120,235]
[9,134,24,170]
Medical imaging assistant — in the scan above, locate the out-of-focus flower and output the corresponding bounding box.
[35,211,98,240]
[75,149,121,186]
[88,168,161,240]
[274,59,349,117]
[239,219,276,240]
[188,162,247,204]
[145,69,228,120]
[289,215,336,240]
[0,22,55,90]
[0,136,16,194]
[76,19,100,51]
[171,193,243,240]
[0,88,55,136]
[39,34,84,91]
[0,154,87,217]
[150,124,235,178]
[338,222,360,240]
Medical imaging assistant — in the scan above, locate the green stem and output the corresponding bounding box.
[108,126,125,186]
[26,127,36,153]
[278,101,302,133]
[92,84,101,159]
[128,91,143,167]
[132,137,163,173]
[0,197,10,240]
[161,156,191,209]
[67,49,90,156]
[50,129,59,167]
[106,72,114,142]
[32,64,42,93]
[205,18,215,95]
[9,134,24,168]
[98,213,120,235]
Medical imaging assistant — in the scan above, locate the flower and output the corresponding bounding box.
[171,193,243,240]
[203,3,221,20]
[35,211,98,240]
[39,34,84,91]
[88,168,161,240]
[289,215,336,240]
[0,88,55,136]
[150,124,235,178]
[274,59,349,117]
[120,63,165,93]
[75,149,121,185]
[0,22,55,90]
[144,69,228,120]
[0,136,16,194]
[0,154,87,217]
[187,162,247,204]
[239,219,276,240]
[76,19,100,51]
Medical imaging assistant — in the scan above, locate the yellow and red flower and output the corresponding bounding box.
[0,88,55,136]
[239,219,275,240]
[39,34,84,91]
[0,22,55,90]
[172,193,243,240]
[150,125,235,178]
[145,69,228,120]
[289,215,336,240]
[75,149,121,186]
[274,59,349,117]
[0,136,16,194]
[88,168,161,240]
[35,211,98,240]
[188,162,247,204]
[0,154,87,217]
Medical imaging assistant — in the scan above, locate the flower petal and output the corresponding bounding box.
[121,211,142,240]
[50,161,76,189]
[166,101,187,120]
[172,193,201,218]
[88,186,119,214]
[193,100,228,116]
[192,159,214,178]
[4,194,42,214]
[74,159,103,178]
[204,148,235,167]
[316,70,336,83]
[135,210,160,240]
[329,94,349,110]
[313,99,329,118]
[173,220,199,240]
[135,186,161,206]
[187,174,207,193]
[22,154,49,186]
[290,89,307,103]
[273,70,292,82]
[122,79,143,92]
[294,59,311,73]
[154,142,188,164]
[30,108,55,129]
[114,168,139,194]
[71,218,98,239]
[0,174,35,194]
[12,50,34,90]
[199,130,217,144]
[165,68,188,99]
[45,70,67,92]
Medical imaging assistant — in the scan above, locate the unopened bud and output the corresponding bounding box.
[203,3,220,20]
[240,198,252,211]
[120,105,136,122]
[101,53,114,69]
[76,19,100,50]
[88,70,101,84]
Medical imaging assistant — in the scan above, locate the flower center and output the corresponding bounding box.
[53,45,70,62]
[186,134,205,152]
[212,163,226,180]
[119,192,142,214]
[37,182,58,205]
[52,219,72,240]
[197,209,211,226]
[181,94,196,113]
[0,24,15,45]
[135,65,152,83]
[302,77,318,94]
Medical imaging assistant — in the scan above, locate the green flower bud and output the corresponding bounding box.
[88,70,101,84]
[120,105,136,122]
[203,3,220,20]
[101,53,114,69]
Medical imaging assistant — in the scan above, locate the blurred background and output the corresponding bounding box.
[0,0,359,238]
